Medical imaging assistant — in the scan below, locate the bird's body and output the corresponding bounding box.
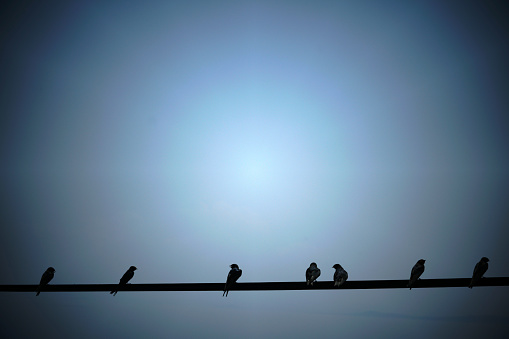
[223,264,242,297]
[332,264,348,287]
[36,267,55,296]
[469,257,489,289]
[110,266,137,296]
[408,259,425,290]
[306,262,321,286]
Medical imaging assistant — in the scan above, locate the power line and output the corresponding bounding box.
[1,277,508,293]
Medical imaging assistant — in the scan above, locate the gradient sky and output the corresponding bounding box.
[1,1,508,338]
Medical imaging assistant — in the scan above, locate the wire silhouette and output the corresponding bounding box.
[1,277,508,293]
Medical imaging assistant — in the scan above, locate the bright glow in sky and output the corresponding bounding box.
[1,1,509,338]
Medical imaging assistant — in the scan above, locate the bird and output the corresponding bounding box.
[408,259,425,290]
[223,264,242,297]
[469,257,489,289]
[332,264,348,287]
[36,267,55,296]
[306,262,321,286]
[110,266,137,296]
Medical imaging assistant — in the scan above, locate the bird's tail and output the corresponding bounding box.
[408,277,418,290]
[469,277,480,289]
[110,290,118,296]
[36,287,41,296]
[223,283,229,297]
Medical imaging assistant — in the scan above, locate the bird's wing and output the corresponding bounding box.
[482,262,489,276]
[39,271,54,286]
[478,262,488,277]
[120,271,134,284]
[410,264,418,276]
[472,262,481,277]
[411,264,424,277]
[226,269,233,283]
[225,268,241,292]
[39,273,48,285]
[334,270,340,281]
[226,269,236,284]
[230,268,242,282]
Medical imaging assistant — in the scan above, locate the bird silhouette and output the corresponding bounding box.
[408,259,425,290]
[223,264,242,297]
[306,262,321,286]
[110,266,137,296]
[332,264,348,287]
[469,257,489,288]
[36,267,55,296]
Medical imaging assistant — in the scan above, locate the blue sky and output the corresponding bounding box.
[1,1,508,338]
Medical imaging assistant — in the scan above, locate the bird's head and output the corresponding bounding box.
[230,264,239,269]
[48,267,56,273]
[310,262,317,268]
[418,259,426,264]
[332,264,341,269]
[481,257,490,262]
[129,266,137,271]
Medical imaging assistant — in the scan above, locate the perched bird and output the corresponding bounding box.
[408,259,426,290]
[36,267,55,296]
[469,257,489,289]
[223,264,242,297]
[110,266,137,296]
[306,262,321,286]
[332,264,348,287]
